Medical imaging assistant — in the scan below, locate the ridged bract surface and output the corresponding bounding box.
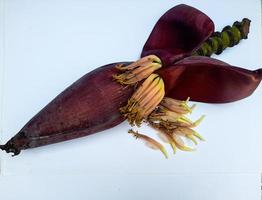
[2,63,133,154]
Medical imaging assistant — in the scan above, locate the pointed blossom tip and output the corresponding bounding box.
[156,129,177,155]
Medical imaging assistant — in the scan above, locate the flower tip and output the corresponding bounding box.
[171,143,176,155]
[179,145,196,152]
[186,135,198,145]
[190,104,196,111]
[193,115,205,127]
[193,132,205,141]
[161,148,169,159]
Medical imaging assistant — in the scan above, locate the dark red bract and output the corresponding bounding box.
[0,63,133,155]
[142,4,262,103]
[142,4,215,66]
[158,56,262,103]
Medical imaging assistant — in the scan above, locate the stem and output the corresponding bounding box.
[193,18,251,57]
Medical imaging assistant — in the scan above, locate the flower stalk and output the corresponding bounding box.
[194,18,251,56]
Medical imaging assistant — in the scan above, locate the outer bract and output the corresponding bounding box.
[158,56,262,103]
[141,4,215,66]
[0,63,133,155]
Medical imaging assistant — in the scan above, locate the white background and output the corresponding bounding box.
[0,0,261,199]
